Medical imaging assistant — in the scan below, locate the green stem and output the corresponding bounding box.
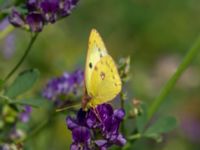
[24,118,49,142]
[0,25,14,40]
[127,133,141,141]
[24,106,56,142]
[148,35,200,120]
[0,94,12,103]
[2,33,39,86]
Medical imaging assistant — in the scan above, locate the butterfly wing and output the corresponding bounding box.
[85,29,108,97]
[84,29,122,108]
[88,55,122,107]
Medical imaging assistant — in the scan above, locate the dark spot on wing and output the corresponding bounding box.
[100,72,105,80]
[89,62,93,69]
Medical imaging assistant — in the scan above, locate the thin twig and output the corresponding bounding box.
[1,33,39,88]
[148,35,200,120]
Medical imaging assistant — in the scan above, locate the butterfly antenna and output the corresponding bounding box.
[55,103,81,112]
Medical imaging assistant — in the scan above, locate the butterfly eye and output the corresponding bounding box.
[89,62,93,68]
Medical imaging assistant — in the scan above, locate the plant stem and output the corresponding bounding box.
[24,106,56,142]
[2,33,39,86]
[24,118,49,142]
[0,94,12,103]
[0,25,14,40]
[148,35,200,120]
[127,133,141,141]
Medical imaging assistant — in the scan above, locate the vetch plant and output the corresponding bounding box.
[9,0,80,32]
[0,1,200,149]
[42,69,84,108]
[67,104,126,149]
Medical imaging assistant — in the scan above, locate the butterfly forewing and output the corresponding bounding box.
[85,29,108,96]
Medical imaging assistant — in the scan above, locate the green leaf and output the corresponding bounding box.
[5,69,40,98]
[143,116,177,141]
[12,98,49,108]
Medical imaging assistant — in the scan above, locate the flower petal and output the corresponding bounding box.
[72,126,90,143]
[114,109,125,120]
[9,9,25,27]
[66,117,78,130]
[115,134,126,146]
[95,139,107,147]
[26,12,44,32]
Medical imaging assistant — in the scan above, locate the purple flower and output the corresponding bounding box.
[71,126,91,150]
[180,117,200,142]
[42,69,84,107]
[8,9,25,27]
[26,12,44,32]
[66,104,126,149]
[8,0,80,32]
[26,0,39,11]
[59,0,79,17]
[19,105,32,123]
[40,0,59,23]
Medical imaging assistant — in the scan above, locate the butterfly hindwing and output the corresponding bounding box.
[88,55,122,107]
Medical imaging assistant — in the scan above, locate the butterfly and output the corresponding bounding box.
[82,29,122,110]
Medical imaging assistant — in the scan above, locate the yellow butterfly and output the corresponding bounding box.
[82,29,122,109]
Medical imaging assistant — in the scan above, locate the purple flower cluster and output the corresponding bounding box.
[9,0,80,32]
[42,69,83,107]
[19,105,32,123]
[66,104,126,150]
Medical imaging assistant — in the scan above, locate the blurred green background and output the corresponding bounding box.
[1,0,200,149]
